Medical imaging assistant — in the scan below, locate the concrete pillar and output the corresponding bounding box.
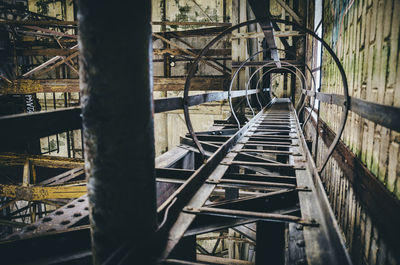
[77,1,156,264]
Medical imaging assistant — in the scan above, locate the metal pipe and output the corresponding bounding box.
[77,1,156,264]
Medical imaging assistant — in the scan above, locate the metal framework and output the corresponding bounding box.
[0,2,399,265]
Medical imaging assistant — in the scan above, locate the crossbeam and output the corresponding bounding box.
[0,183,86,200]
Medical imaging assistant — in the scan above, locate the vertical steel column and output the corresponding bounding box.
[77,1,156,264]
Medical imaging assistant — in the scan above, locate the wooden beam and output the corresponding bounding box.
[274,0,302,24]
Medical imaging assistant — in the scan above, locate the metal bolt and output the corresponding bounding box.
[296,224,303,230]
[186,207,193,211]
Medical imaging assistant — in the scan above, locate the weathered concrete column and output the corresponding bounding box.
[77,1,156,264]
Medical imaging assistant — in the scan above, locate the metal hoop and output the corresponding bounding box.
[245,64,307,118]
[254,66,307,109]
[229,48,315,129]
[183,18,349,173]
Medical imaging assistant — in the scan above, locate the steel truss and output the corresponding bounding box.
[0,6,360,264]
[0,99,352,265]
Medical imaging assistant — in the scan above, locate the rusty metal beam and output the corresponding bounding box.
[311,91,400,132]
[22,45,78,78]
[0,89,257,151]
[154,26,228,38]
[0,107,81,151]
[0,183,86,200]
[154,76,229,91]
[247,0,281,67]
[18,48,228,58]
[153,33,228,74]
[0,153,83,168]
[0,19,77,26]
[0,77,229,94]
[232,60,301,68]
[17,48,77,56]
[153,48,230,56]
[151,21,231,27]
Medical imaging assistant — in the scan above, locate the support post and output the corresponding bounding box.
[77,1,156,264]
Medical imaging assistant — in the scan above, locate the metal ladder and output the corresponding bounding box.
[158,98,352,265]
[0,99,352,265]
